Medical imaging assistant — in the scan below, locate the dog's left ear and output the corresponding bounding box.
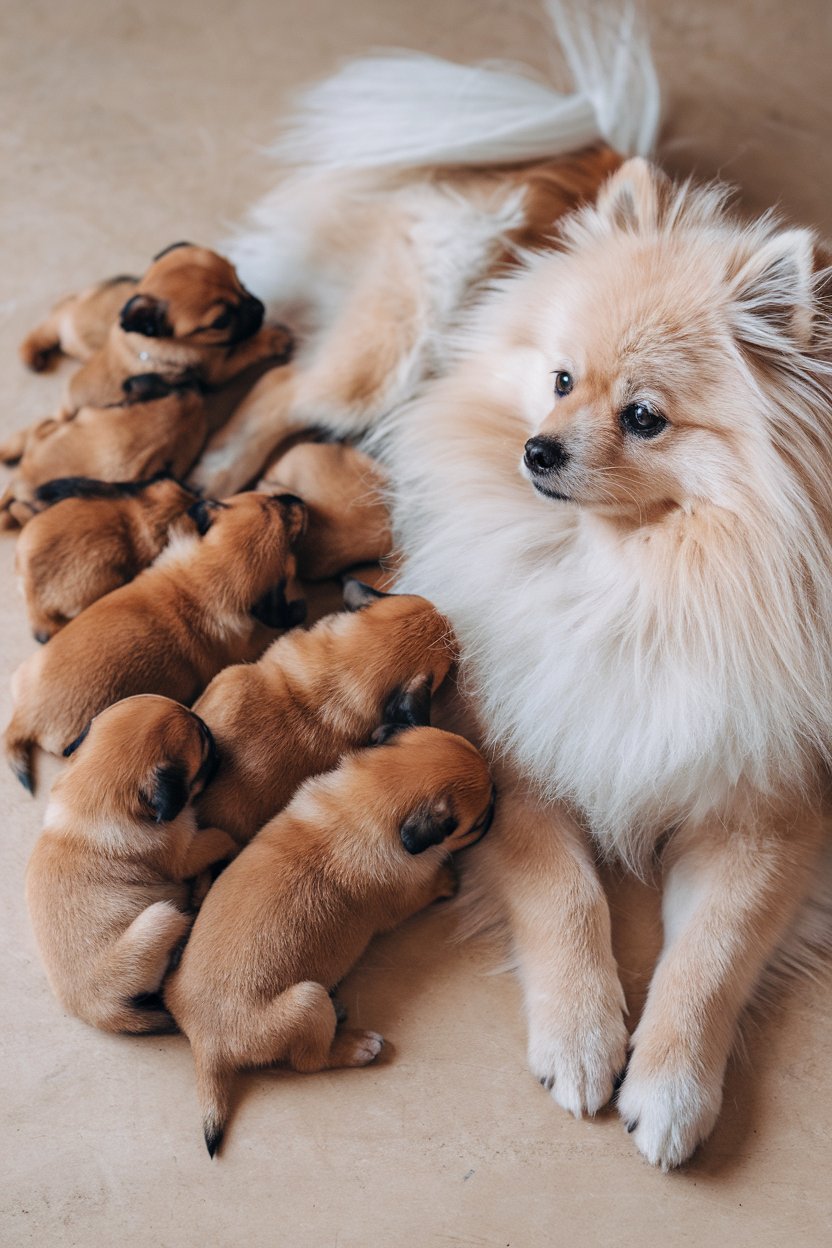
[595,157,669,234]
[729,228,816,347]
[140,762,190,823]
[120,294,173,338]
[187,497,224,536]
[370,674,432,745]
[400,795,458,855]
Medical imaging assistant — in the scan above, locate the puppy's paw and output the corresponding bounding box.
[432,861,460,902]
[528,983,628,1118]
[330,1028,384,1068]
[263,323,294,364]
[187,450,244,500]
[617,1045,723,1170]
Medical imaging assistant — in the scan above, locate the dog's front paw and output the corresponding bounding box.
[528,985,628,1117]
[617,1044,723,1170]
[188,449,244,500]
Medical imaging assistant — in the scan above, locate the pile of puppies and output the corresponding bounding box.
[4,246,495,1156]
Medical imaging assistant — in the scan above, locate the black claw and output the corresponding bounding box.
[626,1119,639,1134]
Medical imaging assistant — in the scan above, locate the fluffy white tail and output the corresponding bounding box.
[270,2,659,172]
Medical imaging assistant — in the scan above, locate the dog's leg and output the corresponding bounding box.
[94,900,192,1032]
[190,216,429,497]
[478,777,628,1118]
[617,796,824,1170]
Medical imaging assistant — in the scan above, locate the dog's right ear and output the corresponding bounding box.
[343,578,392,612]
[120,294,173,338]
[370,674,432,744]
[186,497,224,536]
[62,721,91,757]
[122,373,173,403]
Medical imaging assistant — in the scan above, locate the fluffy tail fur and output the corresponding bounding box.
[269,2,659,173]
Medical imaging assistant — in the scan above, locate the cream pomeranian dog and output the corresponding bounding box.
[187,5,832,1168]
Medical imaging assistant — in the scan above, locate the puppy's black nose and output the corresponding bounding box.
[524,435,569,474]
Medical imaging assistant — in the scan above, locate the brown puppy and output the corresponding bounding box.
[55,243,292,414]
[0,373,208,526]
[26,695,237,1034]
[194,579,456,843]
[258,441,393,579]
[166,722,496,1155]
[15,473,198,641]
[20,273,139,372]
[5,491,307,791]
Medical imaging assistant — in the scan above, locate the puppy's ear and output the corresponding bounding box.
[400,796,458,855]
[122,373,173,403]
[63,721,91,757]
[729,228,817,347]
[152,240,195,261]
[275,493,308,543]
[186,497,224,536]
[120,294,173,339]
[595,157,668,234]
[343,577,391,611]
[140,762,190,823]
[371,674,433,744]
[251,580,307,629]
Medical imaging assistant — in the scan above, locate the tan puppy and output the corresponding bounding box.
[20,273,139,372]
[166,722,496,1155]
[5,491,307,791]
[15,473,198,641]
[21,242,294,415]
[194,579,456,843]
[258,441,392,579]
[0,373,208,526]
[26,695,237,1034]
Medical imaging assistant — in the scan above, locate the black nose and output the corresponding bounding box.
[524,435,569,474]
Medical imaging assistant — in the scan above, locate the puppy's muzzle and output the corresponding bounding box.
[229,295,266,343]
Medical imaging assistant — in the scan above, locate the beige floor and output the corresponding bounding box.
[2,1,832,1245]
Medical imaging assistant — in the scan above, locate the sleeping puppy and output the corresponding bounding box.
[19,242,294,415]
[15,473,198,642]
[194,578,456,843]
[166,722,496,1155]
[257,441,392,579]
[0,373,207,527]
[4,490,307,792]
[20,273,139,372]
[26,695,237,1034]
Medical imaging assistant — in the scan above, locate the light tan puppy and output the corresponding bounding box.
[0,373,208,526]
[166,723,496,1155]
[20,273,139,372]
[194,579,456,843]
[258,441,392,578]
[20,242,293,415]
[15,473,198,641]
[26,695,237,1034]
[5,491,307,792]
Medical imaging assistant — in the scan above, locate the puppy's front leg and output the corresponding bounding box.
[480,777,628,1117]
[618,796,824,1169]
[203,324,294,386]
[183,827,239,878]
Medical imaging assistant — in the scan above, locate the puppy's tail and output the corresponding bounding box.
[5,720,34,794]
[268,2,659,173]
[194,1047,233,1159]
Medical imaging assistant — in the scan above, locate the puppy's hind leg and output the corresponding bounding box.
[19,310,64,373]
[93,900,192,1033]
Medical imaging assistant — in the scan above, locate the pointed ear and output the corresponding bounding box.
[729,228,816,346]
[186,497,224,536]
[595,157,668,233]
[140,762,190,823]
[399,796,458,855]
[120,294,172,338]
[374,673,432,739]
[342,577,391,612]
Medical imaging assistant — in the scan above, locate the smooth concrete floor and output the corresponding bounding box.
[1,2,831,1245]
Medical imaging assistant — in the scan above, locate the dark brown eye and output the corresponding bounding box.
[554,371,573,397]
[211,309,232,330]
[620,402,666,438]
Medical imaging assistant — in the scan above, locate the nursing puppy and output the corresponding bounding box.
[5,490,307,791]
[22,242,294,415]
[194,579,455,843]
[26,695,237,1034]
[258,441,392,578]
[0,373,207,526]
[15,473,198,641]
[166,723,496,1155]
